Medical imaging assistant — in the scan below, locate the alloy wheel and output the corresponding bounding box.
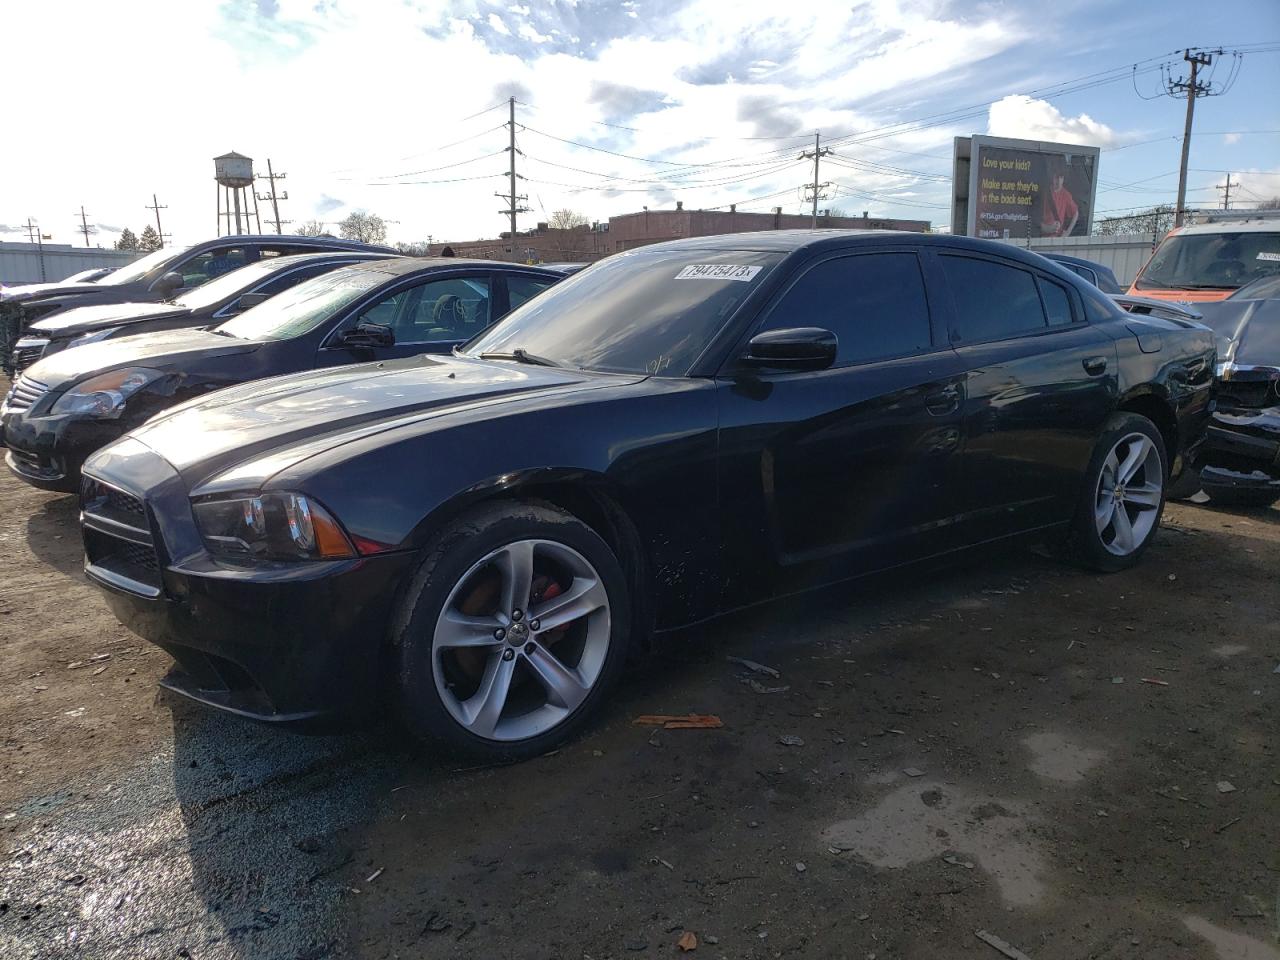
[431,539,612,742]
[1094,432,1163,557]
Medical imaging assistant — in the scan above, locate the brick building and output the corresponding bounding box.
[434,202,931,262]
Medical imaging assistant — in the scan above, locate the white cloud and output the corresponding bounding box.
[1223,132,1242,145]
[1233,168,1280,206]
[486,12,511,35]
[986,94,1120,148]
[509,3,531,14]
[518,21,553,43]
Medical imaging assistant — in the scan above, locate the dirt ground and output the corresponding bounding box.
[0,467,1277,960]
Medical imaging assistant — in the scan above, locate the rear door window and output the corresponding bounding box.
[507,274,558,311]
[1038,277,1075,327]
[940,255,1046,343]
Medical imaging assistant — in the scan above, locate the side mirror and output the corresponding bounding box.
[235,292,269,311]
[154,271,184,296]
[744,327,837,371]
[339,322,395,349]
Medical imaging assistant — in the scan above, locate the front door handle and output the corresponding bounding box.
[1083,356,1108,376]
[924,384,961,416]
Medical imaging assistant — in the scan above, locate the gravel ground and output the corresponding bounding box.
[0,466,1276,960]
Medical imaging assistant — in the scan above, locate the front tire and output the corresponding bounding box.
[1069,413,1167,572]
[392,501,631,761]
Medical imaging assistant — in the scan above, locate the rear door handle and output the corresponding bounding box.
[924,384,961,415]
[1083,356,1108,376]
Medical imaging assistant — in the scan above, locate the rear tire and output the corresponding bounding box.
[392,500,631,762]
[1069,412,1167,572]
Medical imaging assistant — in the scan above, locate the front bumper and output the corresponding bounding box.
[80,448,417,721]
[1196,406,1280,491]
[2,407,127,492]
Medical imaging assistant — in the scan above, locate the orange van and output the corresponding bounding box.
[1128,219,1280,304]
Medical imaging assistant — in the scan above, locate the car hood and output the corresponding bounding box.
[1195,298,1280,368]
[24,328,259,391]
[121,354,642,486]
[30,301,189,337]
[0,281,101,303]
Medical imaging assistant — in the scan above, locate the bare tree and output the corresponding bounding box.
[1093,205,1175,238]
[547,208,591,259]
[394,240,432,256]
[548,209,588,230]
[338,211,388,245]
[297,219,328,237]
[1257,198,1280,210]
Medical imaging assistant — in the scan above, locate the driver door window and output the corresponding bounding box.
[174,246,249,290]
[394,276,492,343]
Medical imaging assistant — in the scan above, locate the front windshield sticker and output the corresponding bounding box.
[674,264,763,282]
[1257,252,1280,262]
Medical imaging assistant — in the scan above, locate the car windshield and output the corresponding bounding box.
[1136,230,1280,291]
[463,248,784,375]
[96,245,192,285]
[214,268,387,341]
[173,259,286,309]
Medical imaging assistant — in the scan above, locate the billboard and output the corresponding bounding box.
[951,135,1100,240]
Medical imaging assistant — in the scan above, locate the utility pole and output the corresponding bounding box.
[495,96,530,257]
[1217,172,1238,210]
[24,218,48,280]
[145,194,170,246]
[1169,48,1219,228]
[255,159,290,234]
[76,206,93,248]
[799,132,832,229]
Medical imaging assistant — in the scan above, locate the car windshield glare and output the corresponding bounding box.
[1137,231,1280,290]
[214,268,386,341]
[463,248,783,375]
[173,259,283,309]
[97,245,192,286]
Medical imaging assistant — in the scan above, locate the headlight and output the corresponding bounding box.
[192,491,355,561]
[49,367,162,418]
[71,328,116,348]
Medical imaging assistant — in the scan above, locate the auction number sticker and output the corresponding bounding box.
[1257,252,1280,262]
[674,264,762,282]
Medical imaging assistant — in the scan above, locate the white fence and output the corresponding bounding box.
[997,234,1156,286]
[0,242,141,285]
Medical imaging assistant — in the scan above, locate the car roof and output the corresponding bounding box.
[1173,220,1280,235]
[333,257,565,278]
[627,229,1064,269]
[1043,252,1109,271]
[250,251,395,269]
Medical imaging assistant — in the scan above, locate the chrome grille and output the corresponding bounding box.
[81,475,162,596]
[11,340,48,374]
[2,374,48,414]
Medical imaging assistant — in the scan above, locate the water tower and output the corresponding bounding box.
[214,151,262,236]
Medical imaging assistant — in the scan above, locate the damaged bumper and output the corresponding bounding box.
[1197,406,1280,491]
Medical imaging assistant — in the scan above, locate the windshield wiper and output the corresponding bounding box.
[478,348,560,367]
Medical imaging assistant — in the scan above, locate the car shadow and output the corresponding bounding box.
[25,491,85,578]
[167,698,415,959]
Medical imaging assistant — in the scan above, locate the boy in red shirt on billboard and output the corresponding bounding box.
[1040,161,1079,237]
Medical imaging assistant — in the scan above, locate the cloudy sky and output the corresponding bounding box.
[2,0,1277,248]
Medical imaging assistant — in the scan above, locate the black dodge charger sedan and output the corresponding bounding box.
[10,251,394,374]
[78,231,1216,760]
[3,258,563,490]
